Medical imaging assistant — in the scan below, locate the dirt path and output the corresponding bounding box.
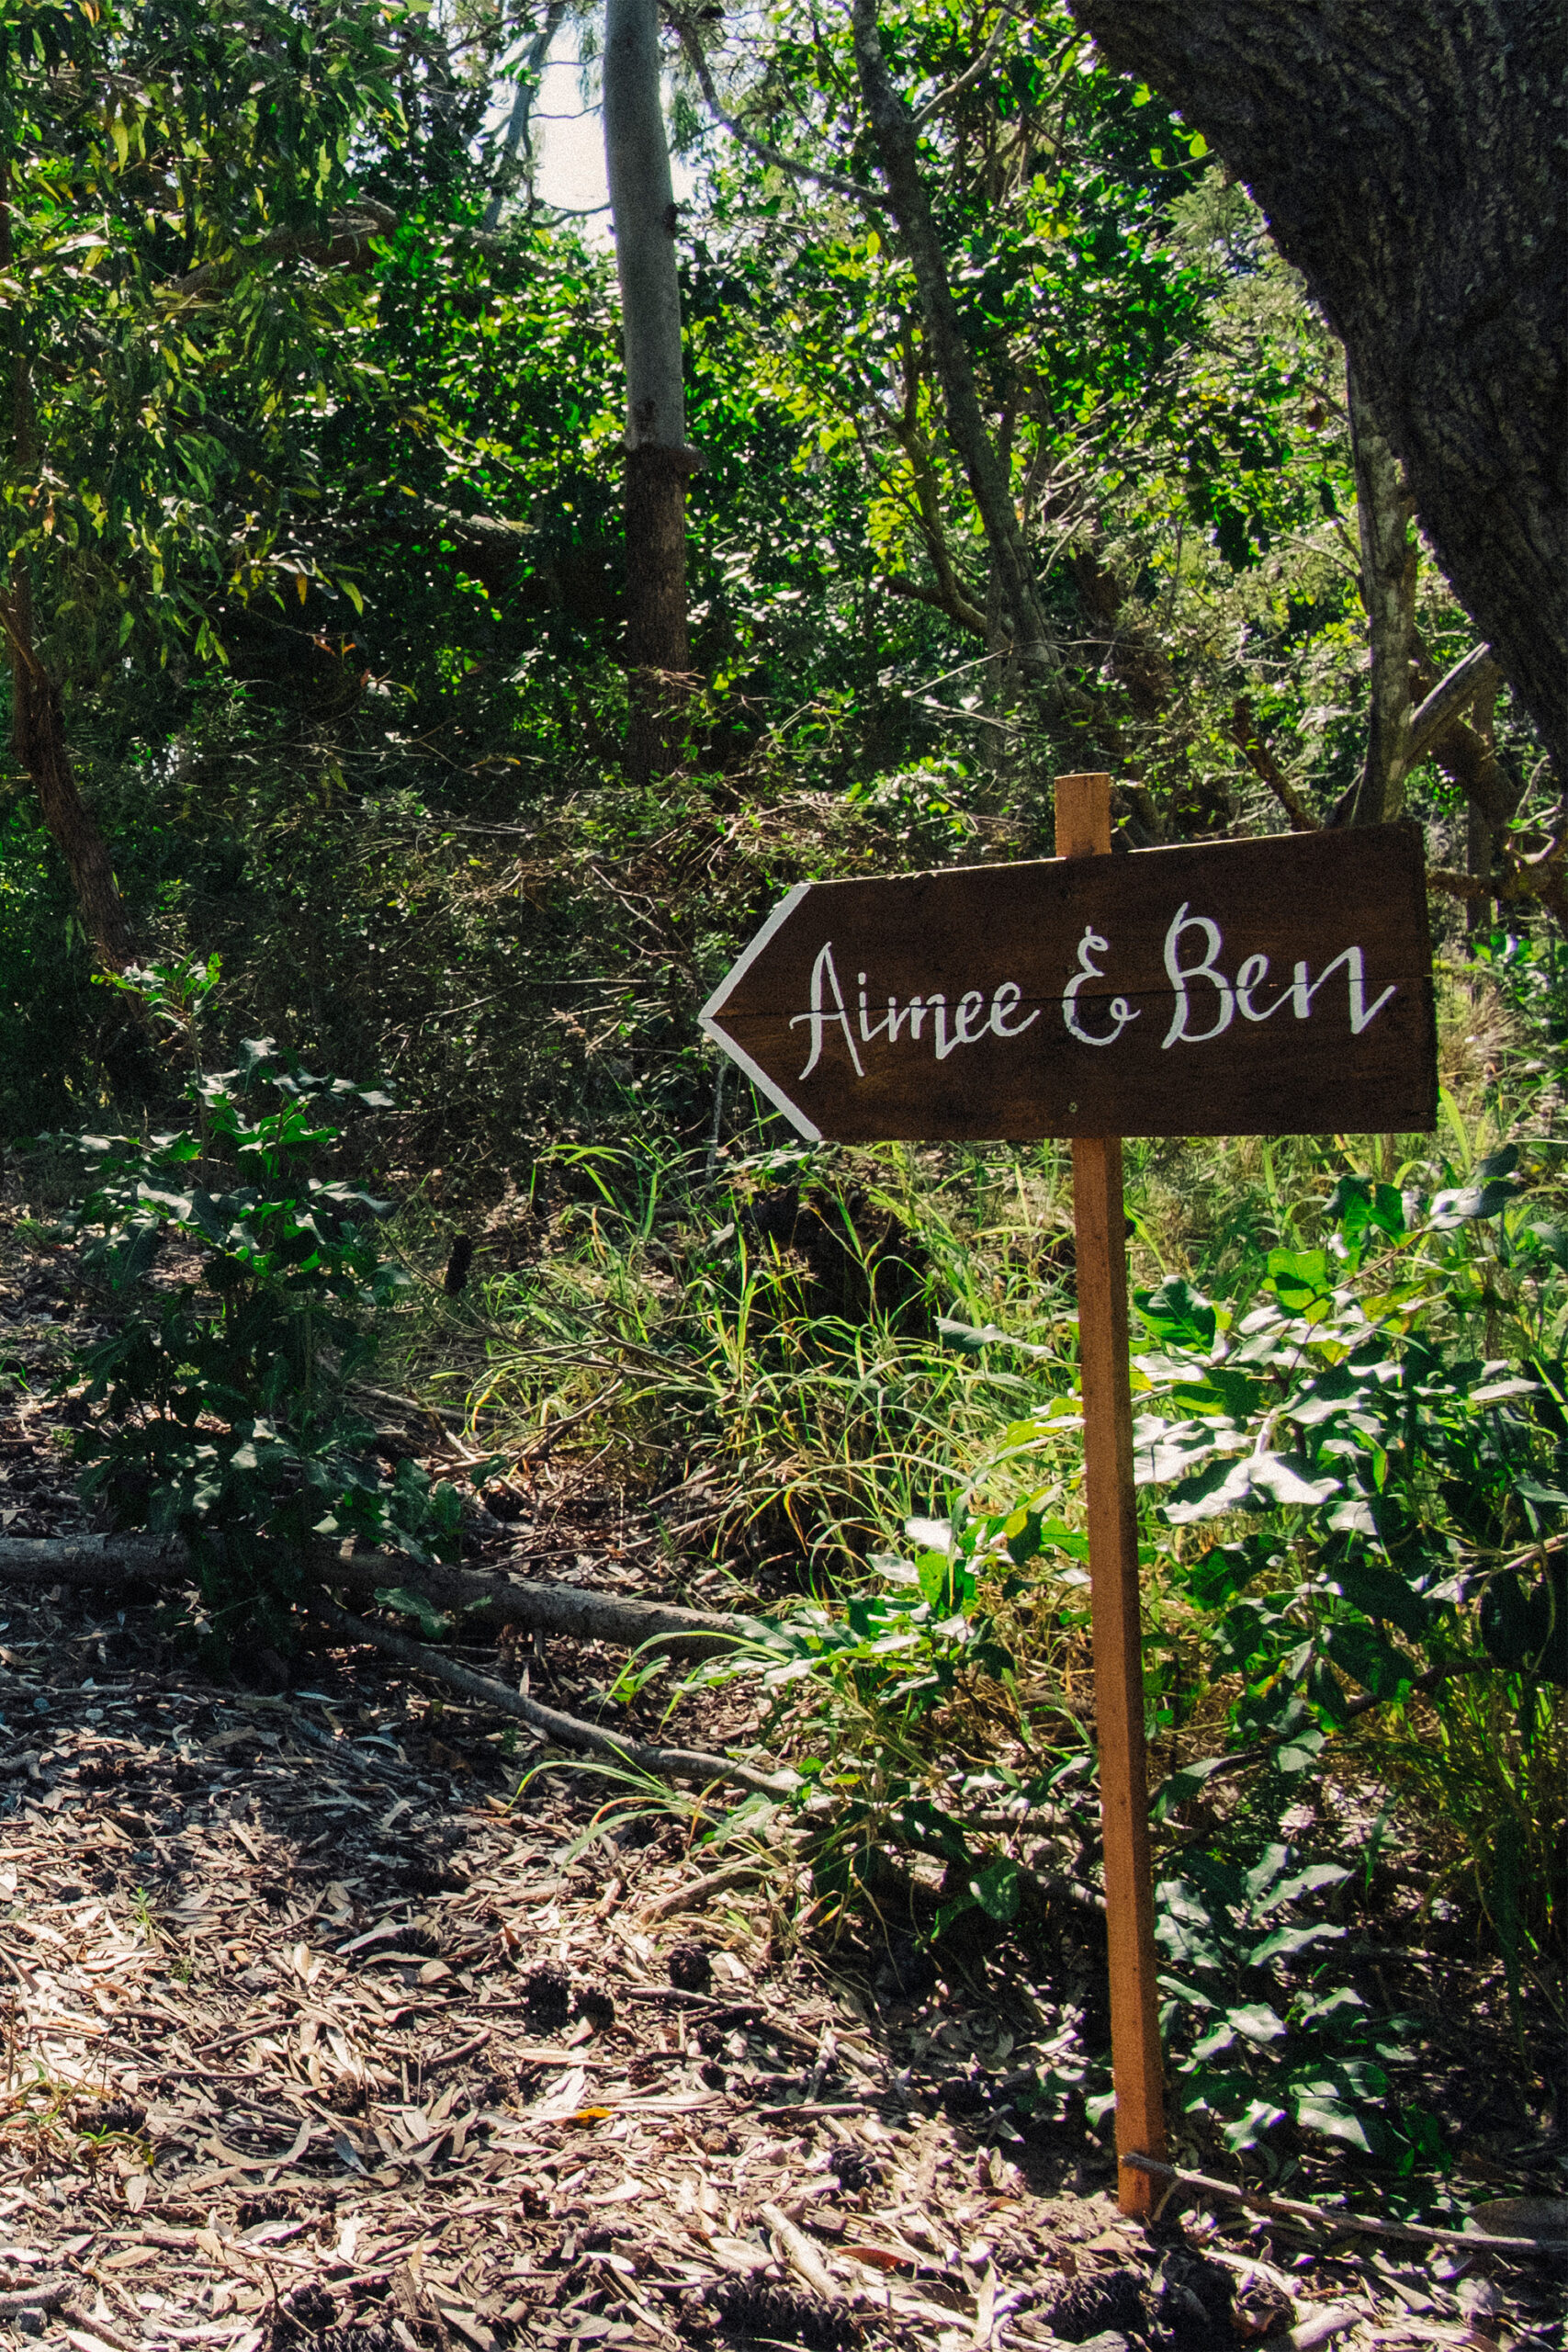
[0,1214,1559,2352]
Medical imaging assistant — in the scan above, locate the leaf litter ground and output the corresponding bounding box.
[0,1233,1562,2352]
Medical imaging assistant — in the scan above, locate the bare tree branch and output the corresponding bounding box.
[1406,640,1502,769]
[167,203,400,296]
[312,1593,799,1798]
[1347,360,1416,825]
[1228,694,1319,831]
[885,571,988,635]
[675,25,889,208]
[910,13,1010,126]
[851,0,1059,688]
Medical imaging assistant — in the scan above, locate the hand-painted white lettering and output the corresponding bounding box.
[792,926,1392,1086]
[1235,951,1291,1022]
[1162,903,1235,1048]
[989,979,1040,1039]
[1064,924,1141,1048]
[1291,946,1397,1034]
[790,944,864,1079]
[953,989,987,1046]
[932,998,957,1058]
[856,972,893,1046]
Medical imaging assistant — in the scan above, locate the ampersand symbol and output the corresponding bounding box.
[1063,924,1141,1046]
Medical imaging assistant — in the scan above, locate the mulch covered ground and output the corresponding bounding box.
[0,1216,1562,2352]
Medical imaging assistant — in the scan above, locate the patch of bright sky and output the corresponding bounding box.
[530,23,695,242]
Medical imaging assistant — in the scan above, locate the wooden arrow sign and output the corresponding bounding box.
[702,789,1438,2221]
[699,823,1436,1142]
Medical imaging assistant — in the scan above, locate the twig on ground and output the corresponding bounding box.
[1122,2153,1568,2256]
[636,1859,772,1924]
[310,1593,799,1799]
[421,2030,491,2072]
[0,2279,70,2315]
[760,2200,841,2301]
[1257,2304,1372,2352]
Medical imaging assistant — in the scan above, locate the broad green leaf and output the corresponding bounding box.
[1265,1249,1333,1307]
[375,1586,452,1639]
[1228,2002,1287,2044]
[1291,2089,1375,2153]
[968,1857,1021,1923]
[1247,1919,1345,1966]
[1325,1557,1432,1638]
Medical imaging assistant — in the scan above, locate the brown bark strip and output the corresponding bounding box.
[1348,363,1416,827]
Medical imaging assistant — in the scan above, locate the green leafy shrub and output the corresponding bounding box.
[1155,1837,1442,2165]
[726,1139,1564,2167]
[1118,1166,1567,1952]
[940,1148,1567,2160]
[44,961,469,1660]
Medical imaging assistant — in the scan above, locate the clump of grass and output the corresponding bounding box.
[1363,1674,1568,1973]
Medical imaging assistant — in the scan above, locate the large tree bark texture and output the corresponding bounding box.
[604,0,695,777]
[850,0,1060,689]
[1067,0,1567,776]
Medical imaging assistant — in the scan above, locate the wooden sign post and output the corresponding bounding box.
[1055,774,1168,2213]
[699,779,1436,2217]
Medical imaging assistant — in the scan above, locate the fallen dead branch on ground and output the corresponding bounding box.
[1254,2306,1371,2352]
[1122,2152,1568,2257]
[311,1592,800,1799]
[0,1533,772,1657]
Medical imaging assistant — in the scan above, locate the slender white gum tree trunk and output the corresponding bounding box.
[603,0,695,777]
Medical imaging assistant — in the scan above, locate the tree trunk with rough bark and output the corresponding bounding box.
[1067,0,1567,776]
[1,179,135,972]
[1347,360,1417,827]
[2,572,136,972]
[604,0,696,780]
[850,0,1059,691]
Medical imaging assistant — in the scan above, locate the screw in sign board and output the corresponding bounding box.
[700,783,1437,2213]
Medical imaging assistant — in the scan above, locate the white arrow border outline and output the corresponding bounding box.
[697,880,823,1143]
